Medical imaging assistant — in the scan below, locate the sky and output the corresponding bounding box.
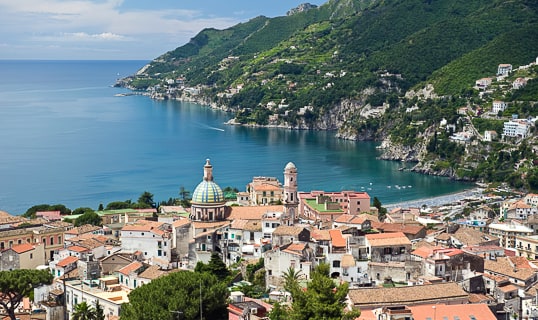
[0,0,327,60]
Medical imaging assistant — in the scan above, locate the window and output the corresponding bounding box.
[18,239,22,244]
[30,253,33,259]
[333,260,341,268]
[0,242,3,250]
[158,250,162,256]
[58,236,62,244]
[42,238,46,245]
[265,223,270,228]
[50,237,54,245]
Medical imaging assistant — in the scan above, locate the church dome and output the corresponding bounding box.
[191,159,224,204]
[285,162,296,170]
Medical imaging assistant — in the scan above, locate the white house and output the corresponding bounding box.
[483,130,498,142]
[497,64,512,76]
[492,100,507,114]
[120,220,172,267]
[503,119,531,138]
[64,278,128,319]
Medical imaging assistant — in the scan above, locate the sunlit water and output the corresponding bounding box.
[0,60,472,214]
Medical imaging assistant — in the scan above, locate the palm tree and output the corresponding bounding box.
[94,301,105,320]
[72,301,97,320]
[282,267,303,292]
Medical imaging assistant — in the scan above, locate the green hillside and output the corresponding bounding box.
[120,0,538,189]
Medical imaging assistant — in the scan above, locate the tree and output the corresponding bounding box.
[0,269,53,320]
[121,271,229,320]
[286,264,360,320]
[23,204,71,219]
[137,191,155,208]
[98,203,104,211]
[72,301,97,320]
[282,267,303,292]
[195,252,230,282]
[74,211,102,227]
[105,201,132,210]
[94,301,105,320]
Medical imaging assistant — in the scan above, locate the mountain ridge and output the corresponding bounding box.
[119,0,538,191]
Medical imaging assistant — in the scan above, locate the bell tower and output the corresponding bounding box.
[283,162,298,226]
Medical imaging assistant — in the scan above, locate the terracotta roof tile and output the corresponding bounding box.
[9,243,35,254]
[348,283,468,307]
[329,229,346,247]
[409,303,496,320]
[273,226,306,236]
[57,256,79,268]
[484,257,537,281]
[118,261,144,276]
[227,205,283,220]
[366,232,411,246]
[67,245,90,253]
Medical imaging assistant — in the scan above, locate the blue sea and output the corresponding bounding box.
[0,60,471,214]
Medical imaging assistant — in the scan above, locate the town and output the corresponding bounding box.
[2,158,538,320]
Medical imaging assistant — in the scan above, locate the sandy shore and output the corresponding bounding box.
[383,187,485,210]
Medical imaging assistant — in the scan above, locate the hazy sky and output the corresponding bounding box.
[0,0,327,60]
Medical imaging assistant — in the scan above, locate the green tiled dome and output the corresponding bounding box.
[192,180,224,204]
[191,159,224,204]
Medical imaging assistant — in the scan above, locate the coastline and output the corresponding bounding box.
[383,187,485,210]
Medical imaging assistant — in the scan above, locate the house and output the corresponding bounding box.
[383,207,420,224]
[475,77,493,89]
[514,235,538,259]
[484,130,498,142]
[64,277,128,319]
[228,293,270,320]
[32,225,66,262]
[360,303,497,320]
[492,100,507,114]
[333,214,373,231]
[64,224,102,241]
[0,243,45,271]
[421,248,484,282]
[364,232,412,263]
[503,119,531,139]
[513,77,528,89]
[120,220,173,267]
[246,176,283,205]
[271,226,310,246]
[484,256,538,289]
[264,242,314,289]
[298,191,371,224]
[50,256,79,278]
[488,221,533,249]
[100,253,134,275]
[450,225,499,248]
[347,282,469,310]
[505,199,537,220]
[524,193,538,207]
[220,219,264,265]
[371,222,426,241]
[498,64,513,76]
[462,245,505,260]
[35,211,62,222]
[118,261,147,290]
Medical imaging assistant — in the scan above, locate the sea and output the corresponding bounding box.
[0,60,472,215]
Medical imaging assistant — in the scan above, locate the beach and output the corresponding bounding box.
[384,187,485,210]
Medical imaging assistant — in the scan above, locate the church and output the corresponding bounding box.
[172,159,299,268]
